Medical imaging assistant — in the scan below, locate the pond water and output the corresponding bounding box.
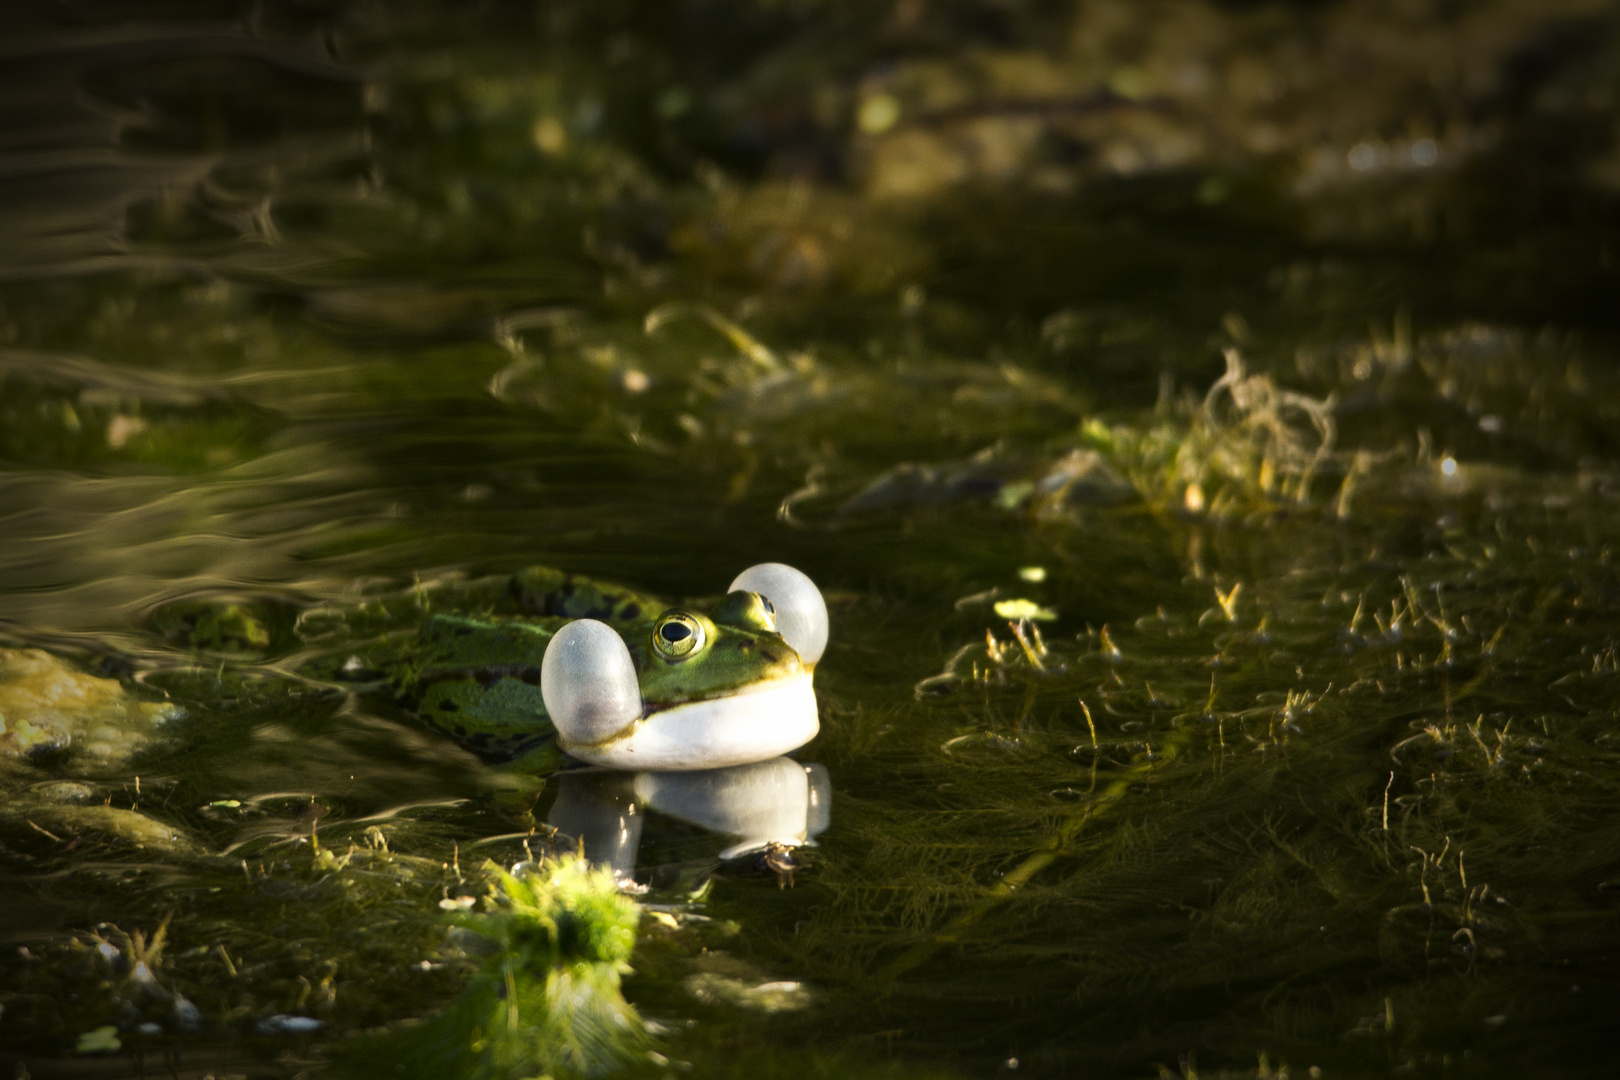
[3,2,1620,1077]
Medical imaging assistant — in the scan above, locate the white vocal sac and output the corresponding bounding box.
[729,562,829,665]
[540,618,642,745]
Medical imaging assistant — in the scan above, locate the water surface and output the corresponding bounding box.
[3,2,1620,1077]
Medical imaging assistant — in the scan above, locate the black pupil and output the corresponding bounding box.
[761,597,775,616]
[660,622,691,642]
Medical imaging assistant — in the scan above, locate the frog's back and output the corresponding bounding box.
[507,567,660,626]
[392,613,561,763]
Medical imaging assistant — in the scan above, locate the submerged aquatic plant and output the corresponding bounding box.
[346,854,648,1080]
[790,344,1345,528]
[1081,348,1338,521]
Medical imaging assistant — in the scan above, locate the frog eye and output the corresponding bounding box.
[652,613,705,660]
[728,563,828,664]
[541,619,643,745]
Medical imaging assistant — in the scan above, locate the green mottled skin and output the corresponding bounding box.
[387,570,800,769]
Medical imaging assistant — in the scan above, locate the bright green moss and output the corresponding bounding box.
[343,855,648,1080]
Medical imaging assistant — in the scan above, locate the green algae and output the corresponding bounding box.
[339,856,649,1080]
[0,649,184,768]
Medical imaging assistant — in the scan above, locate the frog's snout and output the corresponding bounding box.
[728,563,828,665]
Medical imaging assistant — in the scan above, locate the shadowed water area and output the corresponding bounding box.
[3,1,1620,1077]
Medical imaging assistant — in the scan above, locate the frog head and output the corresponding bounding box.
[632,590,802,705]
[542,563,828,770]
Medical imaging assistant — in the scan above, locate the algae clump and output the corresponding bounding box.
[0,648,182,767]
[344,854,649,1080]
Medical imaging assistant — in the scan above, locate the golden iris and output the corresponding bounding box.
[651,612,705,659]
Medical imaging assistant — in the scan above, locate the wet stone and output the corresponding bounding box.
[18,804,200,857]
[29,780,96,804]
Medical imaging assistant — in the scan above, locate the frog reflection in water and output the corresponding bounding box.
[387,563,828,773]
[545,756,832,890]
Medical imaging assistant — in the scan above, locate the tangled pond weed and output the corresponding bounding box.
[1082,348,1339,522]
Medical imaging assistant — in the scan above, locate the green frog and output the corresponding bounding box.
[154,563,827,773]
[382,562,827,773]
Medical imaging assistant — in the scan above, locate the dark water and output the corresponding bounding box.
[3,1,1620,1077]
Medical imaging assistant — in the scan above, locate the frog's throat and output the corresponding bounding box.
[557,672,818,771]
